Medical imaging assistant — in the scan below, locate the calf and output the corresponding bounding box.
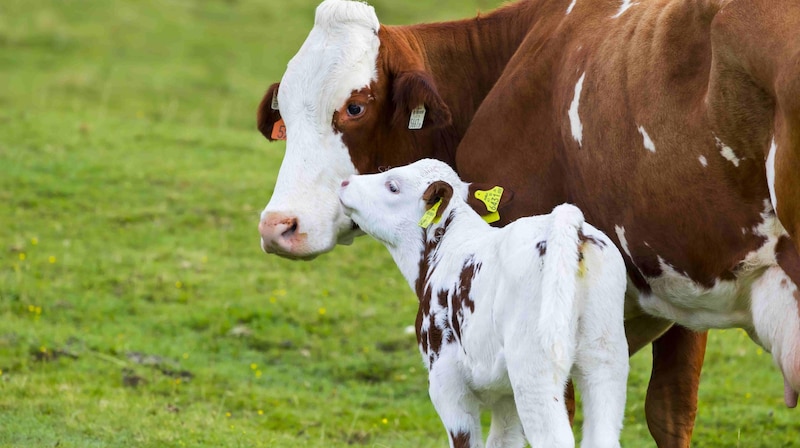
[338,159,629,448]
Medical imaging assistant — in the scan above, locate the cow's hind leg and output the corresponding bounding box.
[646,325,707,448]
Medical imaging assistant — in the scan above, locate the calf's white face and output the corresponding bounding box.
[338,160,466,247]
[259,0,380,259]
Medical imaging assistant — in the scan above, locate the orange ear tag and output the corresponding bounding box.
[271,118,287,141]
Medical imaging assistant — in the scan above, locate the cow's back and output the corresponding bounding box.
[457,0,767,291]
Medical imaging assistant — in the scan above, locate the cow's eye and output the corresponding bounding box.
[387,180,399,193]
[346,103,365,117]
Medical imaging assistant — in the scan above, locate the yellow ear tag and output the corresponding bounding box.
[481,211,501,224]
[419,198,443,228]
[475,186,504,223]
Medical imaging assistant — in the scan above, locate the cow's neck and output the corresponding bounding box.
[382,0,546,163]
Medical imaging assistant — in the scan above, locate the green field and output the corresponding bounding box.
[0,0,797,446]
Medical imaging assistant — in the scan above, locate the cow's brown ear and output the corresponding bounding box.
[257,83,286,141]
[392,70,452,130]
[422,181,453,221]
[467,183,514,215]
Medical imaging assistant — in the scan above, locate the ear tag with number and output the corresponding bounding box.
[271,91,280,111]
[418,198,443,228]
[271,118,287,141]
[408,105,426,130]
[475,186,504,223]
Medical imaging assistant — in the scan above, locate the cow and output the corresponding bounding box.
[255,0,800,446]
[339,159,630,448]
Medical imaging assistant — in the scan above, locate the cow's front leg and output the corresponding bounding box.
[428,358,483,448]
[645,325,707,448]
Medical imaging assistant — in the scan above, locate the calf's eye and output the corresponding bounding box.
[387,181,399,193]
[346,103,365,117]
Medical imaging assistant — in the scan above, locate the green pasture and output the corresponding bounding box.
[0,0,797,446]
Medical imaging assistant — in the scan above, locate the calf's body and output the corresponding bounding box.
[339,160,629,448]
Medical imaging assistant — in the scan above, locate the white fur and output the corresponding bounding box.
[767,137,778,213]
[614,225,632,260]
[637,126,656,152]
[339,159,629,448]
[569,73,586,146]
[699,155,708,167]
[566,0,578,15]
[716,136,741,167]
[612,0,637,18]
[260,0,380,256]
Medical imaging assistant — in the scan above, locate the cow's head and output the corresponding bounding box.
[257,0,452,259]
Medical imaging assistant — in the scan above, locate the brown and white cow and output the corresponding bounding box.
[256,0,800,446]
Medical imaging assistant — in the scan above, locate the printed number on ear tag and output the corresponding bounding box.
[474,186,504,213]
[408,105,426,130]
[271,118,287,140]
[419,198,443,228]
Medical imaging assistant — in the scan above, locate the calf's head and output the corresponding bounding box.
[338,159,465,247]
[257,0,452,259]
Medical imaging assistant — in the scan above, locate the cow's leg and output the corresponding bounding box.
[428,357,483,448]
[645,325,707,448]
[506,343,575,448]
[485,397,525,448]
[749,266,800,407]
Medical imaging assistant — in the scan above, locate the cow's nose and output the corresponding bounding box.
[259,212,299,254]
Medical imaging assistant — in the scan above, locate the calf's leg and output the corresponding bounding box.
[428,358,483,448]
[506,344,574,448]
[485,397,525,448]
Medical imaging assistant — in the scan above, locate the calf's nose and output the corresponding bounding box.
[259,212,299,254]
[341,179,350,187]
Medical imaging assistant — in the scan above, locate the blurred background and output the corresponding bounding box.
[0,0,795,446]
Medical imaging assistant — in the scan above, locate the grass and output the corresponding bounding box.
[0,0,797,446]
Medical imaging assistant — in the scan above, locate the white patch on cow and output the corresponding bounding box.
[699,155,708,167]
[638,126,656,153]
[569,73,586,146]
[716,136,740,167]
[566,0,577,14]
[261,0,381,257]
[741,227,747,235]
[612,0,637,18]
[767,137,778,213]
[639,201,787,331]
[614,225,632,260]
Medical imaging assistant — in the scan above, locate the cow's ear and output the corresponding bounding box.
[257,83,286,141]
[467,183,514,215]
[392,70,452,130]
[422,181,453,221]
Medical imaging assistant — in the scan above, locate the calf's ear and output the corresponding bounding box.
[422,181,454,222]
[257,83,286,141]
[392,70,452,130]
[467,183,515,215]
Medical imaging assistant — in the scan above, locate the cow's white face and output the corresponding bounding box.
[259,0,380,259]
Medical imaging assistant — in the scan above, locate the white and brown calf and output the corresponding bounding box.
[338,159,629,448]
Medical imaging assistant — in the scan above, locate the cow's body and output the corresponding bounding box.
[257,0,800,445]
[339,160,629,448]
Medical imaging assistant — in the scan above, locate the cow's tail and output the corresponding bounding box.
[539,203,584,362]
